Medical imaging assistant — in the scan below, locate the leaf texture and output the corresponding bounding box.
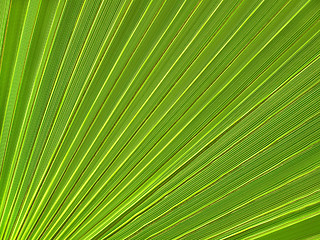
[0,0,319,239]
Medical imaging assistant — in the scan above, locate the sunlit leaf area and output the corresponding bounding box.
[0,0,320,239]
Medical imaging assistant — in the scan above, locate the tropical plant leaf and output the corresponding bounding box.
[0,0,320,239]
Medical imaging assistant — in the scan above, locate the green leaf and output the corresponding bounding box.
[0,0,319,239]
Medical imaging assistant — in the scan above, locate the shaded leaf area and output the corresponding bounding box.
[0,0,319,239]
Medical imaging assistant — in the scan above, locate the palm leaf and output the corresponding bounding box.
[0,0,319,239]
